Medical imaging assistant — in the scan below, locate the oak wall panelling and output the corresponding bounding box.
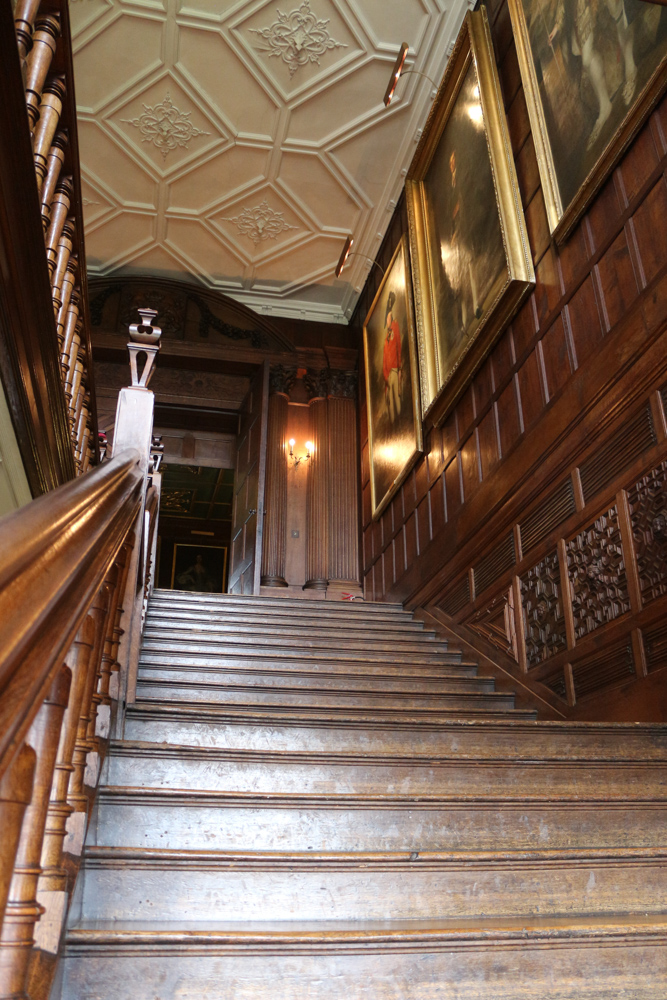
[354,0,667,719]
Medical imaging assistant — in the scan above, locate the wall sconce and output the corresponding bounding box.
[383,42,438,107]
[288,438,313,469]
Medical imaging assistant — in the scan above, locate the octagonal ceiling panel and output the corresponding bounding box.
[73,0,472,322]
[168,144,272,213]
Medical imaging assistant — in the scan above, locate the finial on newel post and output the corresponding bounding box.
[127,307,162,388]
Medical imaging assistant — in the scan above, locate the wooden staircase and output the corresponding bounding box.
[57,592,667,998]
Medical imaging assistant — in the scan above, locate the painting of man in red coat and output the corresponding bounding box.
[382,291,402,423]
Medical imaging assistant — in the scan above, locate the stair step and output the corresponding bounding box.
[123,709,665,758]
[140,633,449,657]
[104,743,667,797]
[143,621,441,644]
[151,590,405,615]
[146,608,429,634]
[133,681,515,713]
[77,846,667,923]
[138,650,476,675]
[135,665,489,695]
[129,701,530,725]
[90,786,666,853]
[59,914,667,999]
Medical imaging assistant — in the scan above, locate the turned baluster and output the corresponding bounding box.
[106,543,133,702]
[24,14,60,133]
[33,77,65,194]
[14,0,42,68]
[50,220,75,317]
[74,399,90,467]
[63,318,81,406]
[36,618,95,936]
[66,588,111,817]
[68,360,85,435]
[40,132,68,234]
[77,424,91,477]
[56,261,78,353]
[0,747,36,931]
[44,177,72,279]
[0,668,71,999]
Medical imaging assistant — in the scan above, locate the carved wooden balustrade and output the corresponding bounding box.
[9,0,97,478]
[0,314,162,1000]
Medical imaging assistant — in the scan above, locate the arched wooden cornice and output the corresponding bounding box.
[87,275,296,354]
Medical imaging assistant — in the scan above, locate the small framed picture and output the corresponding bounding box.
[171,543,228,593]
[509,0,667,241]
[363,235,423,519]
[406,8,534,419]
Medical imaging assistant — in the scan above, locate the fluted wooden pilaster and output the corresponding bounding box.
[328,394,361,587]
[304,397,329,590]
[261,392,289,588]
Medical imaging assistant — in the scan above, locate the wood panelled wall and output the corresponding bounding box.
[354,0,667,718]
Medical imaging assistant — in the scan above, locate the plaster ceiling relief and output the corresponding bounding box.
[231,0,364,99]
[211,184,306,263]
[73,0,473,321]
[111,76,228,176]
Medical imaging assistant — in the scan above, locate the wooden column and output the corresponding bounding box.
[327,372,361,596]
[304,372,329,591]
[261,368,295,588]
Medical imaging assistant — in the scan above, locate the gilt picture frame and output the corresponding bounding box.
[363,235,423,520]
[508,0,667,242]
[406,8,535,420]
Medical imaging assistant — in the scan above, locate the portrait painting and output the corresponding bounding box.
[363,236,423,519]
[406,9,534,418]
[509,0,667,239]
[171,543,228,594]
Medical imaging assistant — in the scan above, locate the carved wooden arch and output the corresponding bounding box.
[87,275,296,354]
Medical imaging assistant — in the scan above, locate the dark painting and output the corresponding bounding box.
[171,543,228,594]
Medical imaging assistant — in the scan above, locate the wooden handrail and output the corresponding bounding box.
[0,449,143,779]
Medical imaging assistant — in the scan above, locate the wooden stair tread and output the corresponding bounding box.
[129,700,533,722]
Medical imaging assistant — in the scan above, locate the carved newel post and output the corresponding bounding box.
[304,370,330,591]
[261,366,296,588]
[327,371,362,596]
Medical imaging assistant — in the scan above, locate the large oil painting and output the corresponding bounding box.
[509,0,667,239]
[363,236,423,519]
[406,9,534,418]
[171,543,228,593]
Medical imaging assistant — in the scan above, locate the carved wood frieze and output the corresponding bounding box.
[521,550,567,668]
[303,368,357,401]
[566,506,630,640]
[627,460,667,606]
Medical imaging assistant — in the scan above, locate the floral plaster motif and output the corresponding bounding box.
[223,200,298,245]
[122,93,209,160]
[249,0,347,77]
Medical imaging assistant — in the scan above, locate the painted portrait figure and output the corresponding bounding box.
[521,0,667,214]
[423,61,508,388]
[363,238,422,518]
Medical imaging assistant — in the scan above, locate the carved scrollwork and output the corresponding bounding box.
[303,367,357,401]
[521,550,567,668]
[628,460,667,605]
[269,365,298,398]
[566,506,630,640]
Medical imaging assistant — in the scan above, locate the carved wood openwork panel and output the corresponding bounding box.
[566,506,630,640]
[628,460,667,606]
[465,588,517,660]
[520,550,567,668]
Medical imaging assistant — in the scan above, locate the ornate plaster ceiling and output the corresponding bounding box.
[72,0,473,323]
